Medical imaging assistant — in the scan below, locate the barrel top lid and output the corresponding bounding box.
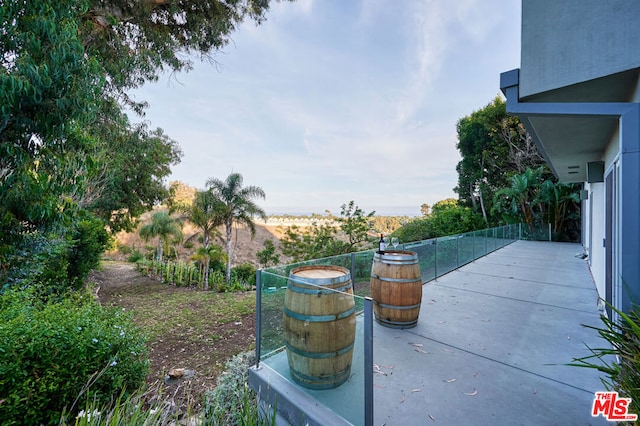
[294,268,345,279]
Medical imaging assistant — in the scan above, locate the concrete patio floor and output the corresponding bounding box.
[250,240,613,425]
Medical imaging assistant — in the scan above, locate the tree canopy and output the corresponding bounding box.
[454,96,581,241]
[1,0,285,289]
[455,96,550,225]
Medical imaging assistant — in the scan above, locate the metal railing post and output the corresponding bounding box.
[255,269,262,369]
[364,297,374,426]
[548,223,552,241]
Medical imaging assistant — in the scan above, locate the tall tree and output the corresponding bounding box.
[138,210,183,262]
[206,173,266,283]
[1,0,284,241]
[455,97,548,224]
[180,190,225,290]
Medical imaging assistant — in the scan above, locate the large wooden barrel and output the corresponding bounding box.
[370,250,422,329]
[284,265,356,390]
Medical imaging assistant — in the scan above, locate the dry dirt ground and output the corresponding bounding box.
[90,262,256,414]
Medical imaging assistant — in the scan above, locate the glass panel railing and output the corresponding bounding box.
[520,223,552,241]
[257,265,370,425]
[435,236,458,277]
[403,239,436,282]
[458,232,475,267]
[253,223,519,425]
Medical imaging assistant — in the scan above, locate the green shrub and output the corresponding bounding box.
[0,288,149,425]
[127,249,144,263]
[117,244,132,255]
[570,302,640,418]
[203,351,274,425]
[67,216,112,285]
[233,263,256,287]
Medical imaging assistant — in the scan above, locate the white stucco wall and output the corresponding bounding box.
[587,127,621,300]
[520,0,640,98]
[587,182,605,298]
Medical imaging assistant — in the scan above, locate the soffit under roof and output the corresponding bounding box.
[516,69,639,182]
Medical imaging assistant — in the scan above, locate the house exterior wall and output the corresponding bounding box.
[520,0,640,98]
[504,0,640,314]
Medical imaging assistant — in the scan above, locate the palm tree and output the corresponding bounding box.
[179,190,225,290]
[206,172,266,283]
[139,210,183,262]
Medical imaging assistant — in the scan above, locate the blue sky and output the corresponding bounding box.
[134,0,521,217]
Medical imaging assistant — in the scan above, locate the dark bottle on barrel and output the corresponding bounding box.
[378,234,386,254]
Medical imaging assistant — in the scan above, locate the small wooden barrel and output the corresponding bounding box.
[284,265,356,389]
[370,250,422,329]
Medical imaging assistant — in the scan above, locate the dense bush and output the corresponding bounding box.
[67,215,112,285]
[233,263,257,287]
[0,214,111,297]
[203,351,274,425]
[0,288,149,425]
[392,202,485,243]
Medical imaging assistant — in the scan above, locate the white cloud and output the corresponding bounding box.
[134,0,520,215]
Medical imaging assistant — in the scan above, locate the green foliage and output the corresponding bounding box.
[117,244,132,255]
[369,215,410,234]
[206,172,266,283]
[2,0,278,243]
[393,200,485,243]
[233,263,257,288]
[127,250,144,263]
[0,288,148,426]
[1,213,110,296]
[138,211,183,262]
[279,201,375,262]
[569,302,640,417]
[492,167,581,241]
[67,215,112,283]
[256,239,280,268]
[84,117,183,232]
[204,351,274,426]
[455,97,548,224]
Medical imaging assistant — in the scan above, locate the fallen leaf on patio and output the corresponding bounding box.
[415,348,429,354]
[464,389,478,396]
[444,378,456,383]
[373,364,387,376]
[412,389,422,392]
[566,335,571,340]
[439,320,446,324]
[400,395,406,403]
[410,343,423,347]
[383,365,394,369]
[473,371,479,378]
[532,388,537,394]
[443,348,453,352]
[428,413,435,422]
